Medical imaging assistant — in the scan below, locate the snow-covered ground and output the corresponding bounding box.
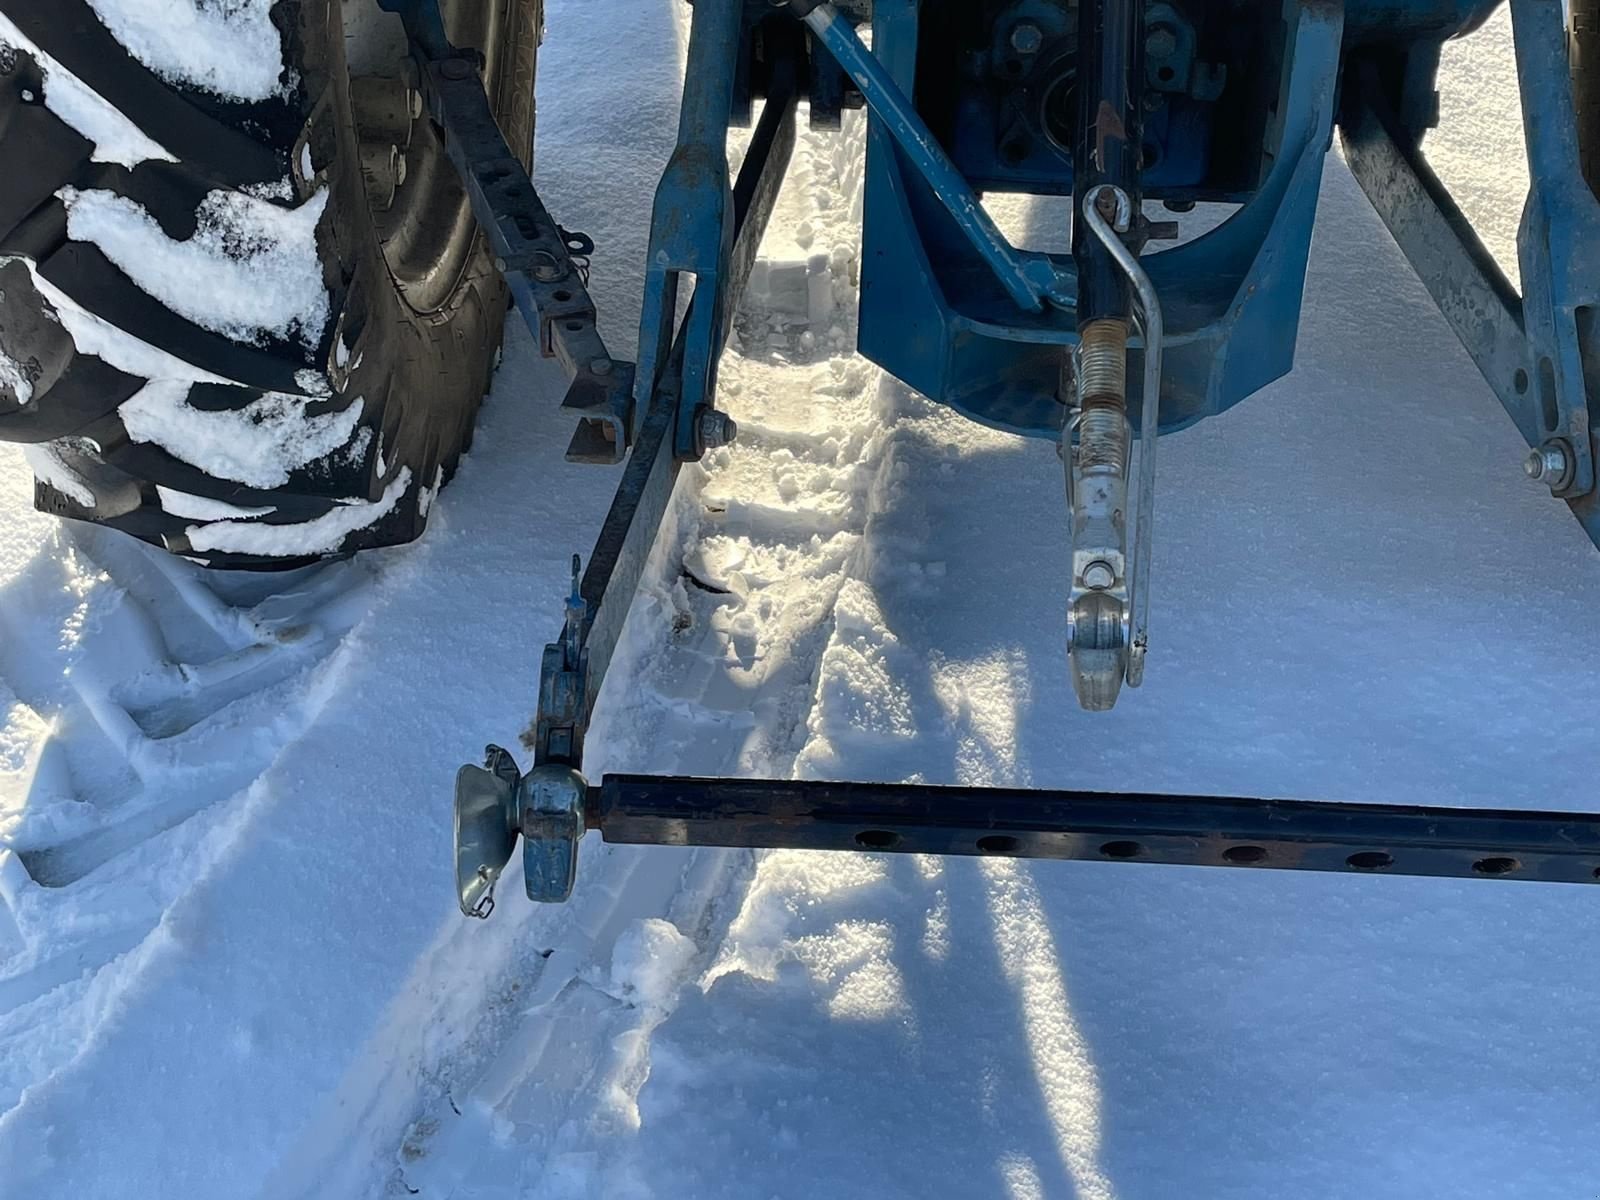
[3,4,1598,1197]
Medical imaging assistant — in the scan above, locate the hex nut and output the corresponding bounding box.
[1525,440,1575,490]
[1146,27,1178,59]
[697,408,738,450]
[1010,22,1043,55]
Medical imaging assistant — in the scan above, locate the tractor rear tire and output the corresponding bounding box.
[0,0,539,567]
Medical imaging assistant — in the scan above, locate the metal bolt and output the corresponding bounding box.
[531,252,564,282]
[1009,22,1043,55]
[1145,27,1178,59]
[589,357,613,377]
[697,407,738,451]
[1083,560,1117,590]
[359,142,404,211]
[1525,439,1575,490]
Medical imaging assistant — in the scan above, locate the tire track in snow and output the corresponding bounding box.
[0,2,703,1192]
[381,107,890,1200]
[0,321,648,1198]
[0,451,375,1112]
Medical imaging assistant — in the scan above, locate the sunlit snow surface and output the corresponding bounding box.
[1,5,1597,1199]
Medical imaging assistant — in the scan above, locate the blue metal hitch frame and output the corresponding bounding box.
[430,0,1600,914]
[852,0,1345,440]
[798,3,1068,312]
[1343,0,1600,523]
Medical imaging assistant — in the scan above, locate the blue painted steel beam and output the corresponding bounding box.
[1509,0,1600,501]
[527,50,799,771]
[1344,0,1600,549]
[633,0,744,459]
[800,3,1064,311]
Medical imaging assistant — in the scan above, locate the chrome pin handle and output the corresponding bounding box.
[1077,184,1164,692]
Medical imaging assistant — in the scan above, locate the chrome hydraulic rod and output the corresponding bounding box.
[1063,0,1149,710]
[1081,187,1163,687]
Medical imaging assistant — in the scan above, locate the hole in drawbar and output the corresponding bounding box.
[1156,65,1175,82]
[976,835,1019,854]
[855,830,899,849]
[1514,368,1529,395]
[553,289,572,301]
[1346,851,1393,871]
[565,321,583,332]
[1473,856,1519,876]
[1099,840,1143,859]
[1223,844,1267,865]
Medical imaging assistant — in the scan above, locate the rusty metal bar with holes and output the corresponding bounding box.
[593,775,1600,884]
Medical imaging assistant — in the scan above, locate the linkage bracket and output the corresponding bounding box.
[382,0,637,463]
[453,36,802,912]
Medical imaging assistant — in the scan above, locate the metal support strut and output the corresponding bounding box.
[1341,0,1600,532]
[453,30,801,914]
[382,0,637,462]
[794,1,1067,310]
